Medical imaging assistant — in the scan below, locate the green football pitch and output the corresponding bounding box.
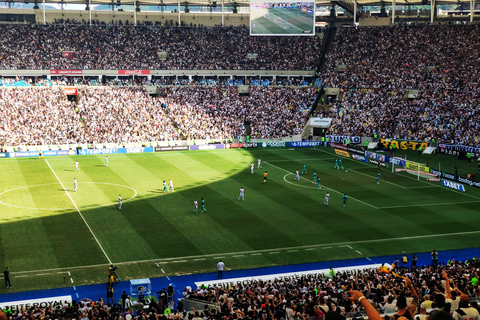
[250,8,314,35]
[1,147,480,292]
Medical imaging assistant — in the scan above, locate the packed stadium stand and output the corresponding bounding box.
[2,1,480,317]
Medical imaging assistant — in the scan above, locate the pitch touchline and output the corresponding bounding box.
[264,160,379,209]
[44,158,112,265]
[312,147,480,201]
[13,228,480,275]
[377,200,480,209]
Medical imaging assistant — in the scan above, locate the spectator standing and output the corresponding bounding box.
[217,260,225,279]
[432,250,439,268]
[4,267,11,288]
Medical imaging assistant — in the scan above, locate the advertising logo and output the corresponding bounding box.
[77,148,117,155]
[458,176,480,188]
[379,138,428,151]
[243,143,258,148]
[154,146,189,152]
[334,149,350,157]
[351,154,368,162]
[326,135,361,144]
[225,143,244,149]
[64,87,78,95]
[50,70,83,75]
[118,70,151,75]
[290,141,322,147]
[441,179,465,192]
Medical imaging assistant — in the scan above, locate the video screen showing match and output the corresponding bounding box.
[250,1,315,36]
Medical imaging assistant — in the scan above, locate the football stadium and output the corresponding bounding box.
[0,0,480,319]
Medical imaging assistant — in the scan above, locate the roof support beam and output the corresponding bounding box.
[470,0,474,22]
[43,0,46,24]
[392,0,395,24]
[354,0,357,23]
[430,0,434,23]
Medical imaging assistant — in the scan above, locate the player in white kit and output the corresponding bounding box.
[250,162,254,174]
[169,179,174,192]
[257,159,262,169]
[75,161,79,171]
[118,194,122,210]
[294,169,300,181]
[324,192,330,206]
[238,187,245,201]
[74,178,77,192]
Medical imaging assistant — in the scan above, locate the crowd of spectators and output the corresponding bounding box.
[0,85,314,146]
[163,86,314,140]
[0,87,78,146]
[0,25,320,70]
[4,255,480,320]
[183,257,480,320]
[322,89,480,147]
[319,24,480,146]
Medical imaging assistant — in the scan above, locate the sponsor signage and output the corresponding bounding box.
[390,157,406,167]
[0,295,72,314]
[77,148,117,155]
[430,169,456,181]
[289,141,322,147]
[438,144,480,157]
[154,146,189,152]
[379,138,428,151]
[441,179,465,192]
[243,143,258,148]
[259,141,287,148]
[428,178,441,182]
[334,149,350,157]
[117,147,154,154]
[458,176,480,188]
[225,143,244,149]
[405,161,429,173]
[118,70,151,75]
[326,135,361,144]
[0,152,6,158]
[190,144,225,151]
[194,263,386,289]
[439,144,480,154]
[64,87,78,95]
[43,150,77,157]
[9,151,39,158]
[369,158,388,168]
[329,143,364,155]
[309,117,332,128]
[351,154,368,163]
[365,151,387,162]
[62,51,76,58]
[50,70,83,75]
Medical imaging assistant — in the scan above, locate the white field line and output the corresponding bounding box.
[312,147,480,201]
[268,158,335,163]
[14,228,480,275]
[0,148,310,163]
[377,200,480,209]
[264,161,378,209]
[44,158,112,265]
[349,169,407,189]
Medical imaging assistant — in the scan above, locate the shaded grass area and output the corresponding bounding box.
[0,147,479,292]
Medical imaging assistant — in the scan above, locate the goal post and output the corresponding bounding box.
[392,157,436,180]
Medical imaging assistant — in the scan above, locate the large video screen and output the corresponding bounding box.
[250,1,315,36]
